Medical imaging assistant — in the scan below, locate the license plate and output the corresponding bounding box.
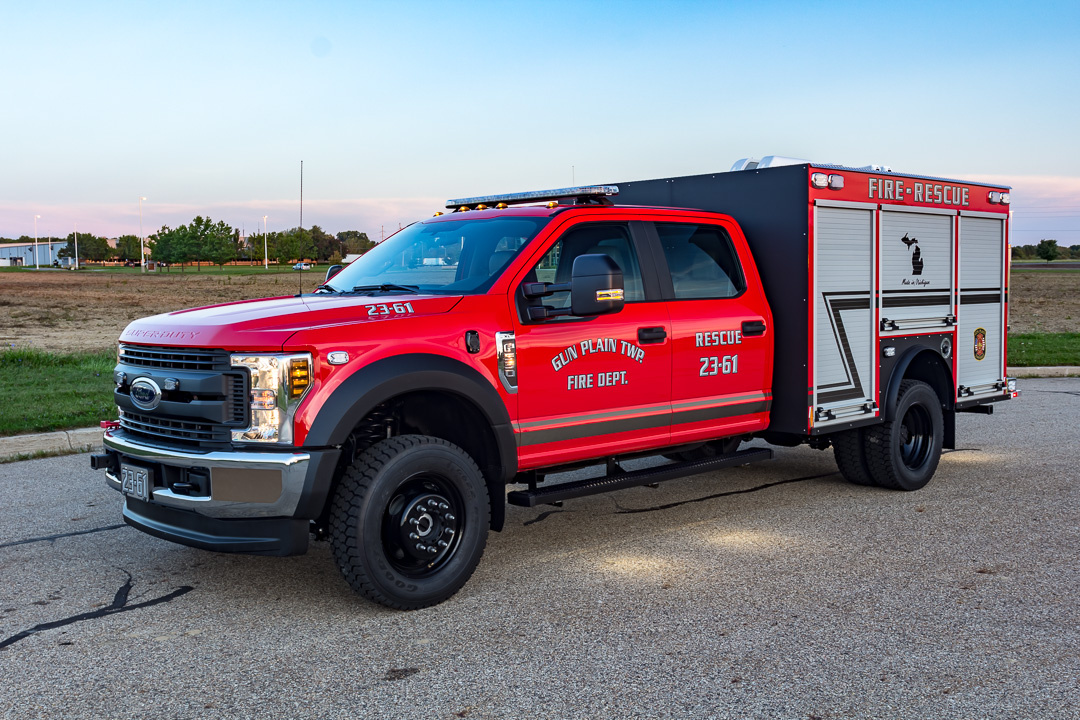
[120,463,152,502]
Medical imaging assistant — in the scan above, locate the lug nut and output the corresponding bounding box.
[438,540,448,548]
[415,543,426,551]
[444,513,456,522]
[409,518,419,526]
[409,532,419,541]
[438,502,449,511]
[427,499,439,507]
[444,528,455,536]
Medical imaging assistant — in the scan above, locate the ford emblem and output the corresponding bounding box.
[130,377,162,411]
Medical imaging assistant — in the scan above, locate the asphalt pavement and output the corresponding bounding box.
[1,379,1078,719]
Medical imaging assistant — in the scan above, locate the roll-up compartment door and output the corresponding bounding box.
[814,206,876,425]
[880,211,955,330]
[958,216,1006,397]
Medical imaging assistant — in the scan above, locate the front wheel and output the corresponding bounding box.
[329,435,490,610]
[864,380,944,491]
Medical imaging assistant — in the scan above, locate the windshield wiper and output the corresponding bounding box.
[350,283,420,295]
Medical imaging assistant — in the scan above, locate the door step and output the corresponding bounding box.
[506,448,773,508]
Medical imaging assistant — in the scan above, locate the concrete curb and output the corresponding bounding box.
[1008,366,1080,378]
[0,427,104,462]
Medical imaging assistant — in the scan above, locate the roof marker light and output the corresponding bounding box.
[828,174,845,190]
[988,192,1001,204]
[811,173,828,189]
[1000,193,1010,205]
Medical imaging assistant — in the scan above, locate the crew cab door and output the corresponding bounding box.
[511,220,672,469]
[645,220,773,445]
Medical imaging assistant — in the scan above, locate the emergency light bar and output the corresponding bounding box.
[445,185,619,209]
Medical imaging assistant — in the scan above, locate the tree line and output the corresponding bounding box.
[1011,239,1079,263]
[2,219,375,269]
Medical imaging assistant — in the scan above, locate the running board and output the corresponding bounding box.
[506,448,773,508]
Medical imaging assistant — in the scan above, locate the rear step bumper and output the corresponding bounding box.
[507,448,773,507]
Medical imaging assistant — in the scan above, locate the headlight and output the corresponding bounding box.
[230,353,313,443]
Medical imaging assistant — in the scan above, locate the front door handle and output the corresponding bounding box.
[638,326,667,344]
[742,320,767,337]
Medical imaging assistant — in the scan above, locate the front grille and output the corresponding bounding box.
[116,344,249,449]
[119,344,232,371]
[119,410,232,446]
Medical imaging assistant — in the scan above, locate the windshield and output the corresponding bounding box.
[322,216,550,295]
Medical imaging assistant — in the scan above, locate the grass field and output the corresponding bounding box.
[1008,333,1080,367]
[0,348,117,436]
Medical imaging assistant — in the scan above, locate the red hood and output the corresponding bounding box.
[119,293,462,351]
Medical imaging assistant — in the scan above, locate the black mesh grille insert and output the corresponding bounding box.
[119,410,232,446]
[119,344,231,372]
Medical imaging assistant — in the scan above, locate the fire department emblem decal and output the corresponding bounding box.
[973,327,987,361]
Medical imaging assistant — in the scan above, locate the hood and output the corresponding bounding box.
[119,293,462,351]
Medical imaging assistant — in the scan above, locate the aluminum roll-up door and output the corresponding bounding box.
[880,211,954,330]
[957,215,1006,397]
[814,205,875,425]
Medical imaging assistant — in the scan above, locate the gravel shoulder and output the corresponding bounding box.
[0,379,1077,719]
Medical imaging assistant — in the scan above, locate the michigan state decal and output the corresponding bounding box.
[973,328,987,361]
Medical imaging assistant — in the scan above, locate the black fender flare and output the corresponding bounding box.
[883,347,954,420]
[304,353,517,527]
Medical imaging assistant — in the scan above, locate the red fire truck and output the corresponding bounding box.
[92,158,1016,609]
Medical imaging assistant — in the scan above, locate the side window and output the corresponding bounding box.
[655,223,746,299]
[527,223,644,310]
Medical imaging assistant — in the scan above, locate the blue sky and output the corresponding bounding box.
[2,0,1078,245]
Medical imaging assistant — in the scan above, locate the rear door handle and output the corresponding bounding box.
[638,326,667,344]
[742,320,767,336]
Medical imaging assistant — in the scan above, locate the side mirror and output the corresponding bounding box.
[325,264,344,282]
[570,254,624,316]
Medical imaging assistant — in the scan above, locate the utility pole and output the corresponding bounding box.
[300,160,303,230]
[74,223,79,270]
[34,214,41,269]
[263,215,268,270]
[139,196,147,272]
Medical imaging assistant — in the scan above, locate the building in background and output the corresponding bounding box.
[0,241,70,267]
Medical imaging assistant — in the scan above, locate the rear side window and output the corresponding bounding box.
[655,223,745,299]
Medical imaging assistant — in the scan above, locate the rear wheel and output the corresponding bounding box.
[864,380,943,491]
[832,428,875,486]
[329,435,490,610]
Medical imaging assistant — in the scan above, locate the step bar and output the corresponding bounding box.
[506,448,773,508]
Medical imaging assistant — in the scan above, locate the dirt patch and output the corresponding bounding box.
[0,269,324,352]
[1,268,1076,353]
[1009,272,1080,334]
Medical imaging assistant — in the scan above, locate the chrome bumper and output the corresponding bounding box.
[103,432,311,519]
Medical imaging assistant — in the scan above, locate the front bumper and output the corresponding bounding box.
[99,431,340,556]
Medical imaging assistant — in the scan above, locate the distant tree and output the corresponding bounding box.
[57,231,110,263]
[338,230,374,256]
[310,225,337,262]
[1036,239,1060,263]
[327,250,342,266]
[272,228,316,264]
[115,235,142,262]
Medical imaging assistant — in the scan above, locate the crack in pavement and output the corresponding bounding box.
[0,524,128,550]
[614,471,841,514]
[1031,389,1080,397]
[0,570,194,650]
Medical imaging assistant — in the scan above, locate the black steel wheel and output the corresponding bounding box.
[864,380,944,491]
[330,435,490,610]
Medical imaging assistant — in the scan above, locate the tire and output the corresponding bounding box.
[329,435,490,610]
[864,380,944,491]
[832,428,876,486]
[663,437,741,463]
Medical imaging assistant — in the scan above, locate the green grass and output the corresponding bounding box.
[0,348,117,436]
[1009,333,1080,366]
[0,263,307,275]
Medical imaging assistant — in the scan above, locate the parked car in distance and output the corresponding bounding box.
[293,262,312,270]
